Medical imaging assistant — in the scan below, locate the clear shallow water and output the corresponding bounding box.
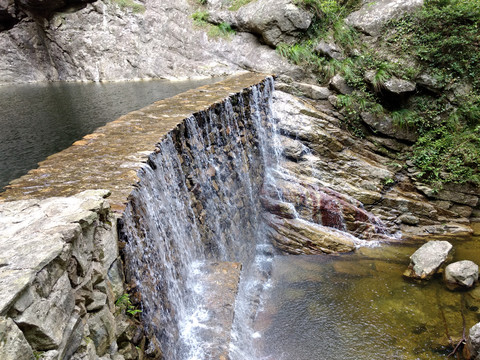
[0,78,222,189]
[256,238,480,360]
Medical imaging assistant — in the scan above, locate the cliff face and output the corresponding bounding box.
[0,0,300,84]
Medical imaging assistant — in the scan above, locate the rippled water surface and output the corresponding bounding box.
[0,78,222,189]
[256,238,480,360]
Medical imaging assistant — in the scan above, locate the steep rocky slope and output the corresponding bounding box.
[0,0,302,83]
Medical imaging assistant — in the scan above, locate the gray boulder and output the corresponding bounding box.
[209,0,312,46]
[329,74,353,95]
[360,112,418,142]
[467,322,480,360]
[403,240,453,280]
[444,260,479,290]
[293,82,331,100]
[14,273,75,350]
[364,70,416,95]
[314,40,344,61]
[346,0,424,36]
[416,73,443,93]
[0,317,35,360]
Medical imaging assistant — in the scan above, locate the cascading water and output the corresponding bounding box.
[120,76,392,359]
[121,77,279,359]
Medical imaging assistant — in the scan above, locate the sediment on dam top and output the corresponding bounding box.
[0,72,271,213]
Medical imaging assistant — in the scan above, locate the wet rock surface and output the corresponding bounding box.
[269,85,479,241]
[190,262,242,359]
[264,214,356,254]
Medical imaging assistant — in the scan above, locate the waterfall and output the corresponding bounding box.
[120,76,391,359]
[121,77,276,359]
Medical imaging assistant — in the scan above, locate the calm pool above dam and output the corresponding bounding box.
[0,77,221,190]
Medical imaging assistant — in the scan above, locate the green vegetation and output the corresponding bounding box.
[33,352,45,360]
[276,0,480,188]
[191,10,236,39]
[386,0,480,187]
[111,0,146,13]
[228,0,254,11]
[192,10,209,25]
[208,22,236,38]
[116,294,142,317]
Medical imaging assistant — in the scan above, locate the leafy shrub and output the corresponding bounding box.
[116,294,142,317]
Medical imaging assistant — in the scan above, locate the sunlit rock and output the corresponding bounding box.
[264,214,356,254]
[403,240,453,280]
[444,260,479,291]
[346,0,424,36]
[209,0,312,46]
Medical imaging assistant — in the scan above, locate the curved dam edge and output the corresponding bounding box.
[0,72,271,213]
[0,73,272,360]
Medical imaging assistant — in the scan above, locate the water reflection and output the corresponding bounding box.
[0,78,222,189]
[256,238,480,360]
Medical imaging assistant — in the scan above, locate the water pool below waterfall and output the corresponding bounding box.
[0,77,222,189]
[255,237,480,360]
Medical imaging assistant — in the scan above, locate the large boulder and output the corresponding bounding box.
[403,241,453,280]
[360,112,418,142]
[345,0,424,36]
[444,260,479,290]
[364,70,416,96]
[208,0,312,46]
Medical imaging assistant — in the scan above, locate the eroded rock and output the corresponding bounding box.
[293,82,331,100]
[264,214,356,254]
[403,241,453,280]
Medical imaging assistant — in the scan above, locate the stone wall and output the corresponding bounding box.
[0,190,145,360]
